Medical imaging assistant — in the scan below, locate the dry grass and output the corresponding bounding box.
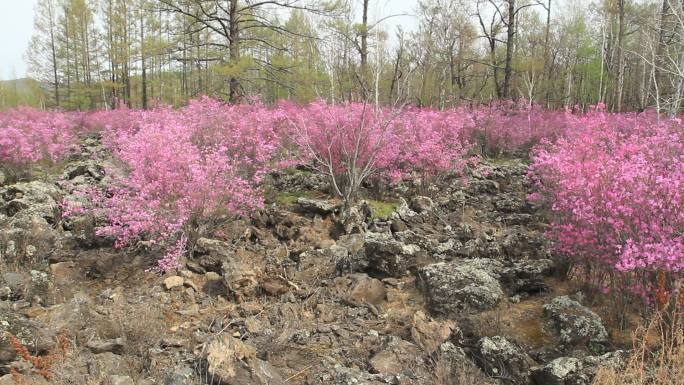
[466,298,553,349]
[593,305,684,385]
[49,299,169,384]
[434,356,493,385]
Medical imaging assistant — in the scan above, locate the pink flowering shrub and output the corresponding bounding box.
[466,100,570,155]
[92,97,283,271]
[284,101,469,204]
[392,107,471,181]
[529,108,684,299]
[83,105,142,143]
[0,107,79,168]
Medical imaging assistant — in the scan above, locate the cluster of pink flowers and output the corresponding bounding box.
[529,107,684,296]
[90,97,284,270]
[0,107,81,166]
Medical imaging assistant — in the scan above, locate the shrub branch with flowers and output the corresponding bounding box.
[283,101,470,206]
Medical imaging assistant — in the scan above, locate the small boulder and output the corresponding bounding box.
[1,272,27,300]
[337,203,371,235]
[409,196,434,213]
[261,276,291,296]
[222,259,259,301]
[206,335,284,385]
[411,311,455,354]
[531,357,583,385]
[295,247,345,279]
[418,259,504,315]
[164,276,185,290]
[1,181,61,222]
[494,194,528,213]
[531,351,626,385]
[86,337,125,354]
[476,336,535,384]
[334,235,367,274]
[393,198,418,222]
[64,162,105,181]
[0,312,55,365]
[390,219,408,232]
[194,238,233,260]
[296,197,339,215]
[205,272,221,281]
[437,342,491,384]
[543,296,609,352]
[500,259,554,295]
[349,274,386,306]
[364,232,420,277]
[369,338,421,375]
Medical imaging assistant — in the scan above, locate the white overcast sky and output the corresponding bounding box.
[0,0,38,79]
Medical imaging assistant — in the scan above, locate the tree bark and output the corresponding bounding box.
[543,0,551,106]
[48,1,60,106]
[503,0,516,99]
[229,0,241,103]
[613,0,625,112]
[360,0,369,78]
[140,6,147,109]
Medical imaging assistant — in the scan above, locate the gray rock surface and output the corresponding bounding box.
[296,197,339,215]
[409,196,434,213]
[418,259,504,315]
[543,296,609,352]
[206,335,284,385]
[369,338,421,375]
[476,336,535,384]
[364,232,421,277]
[531,351,626,385]
[0,181,62,263]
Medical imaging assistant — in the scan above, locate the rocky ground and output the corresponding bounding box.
[0,136,629,385]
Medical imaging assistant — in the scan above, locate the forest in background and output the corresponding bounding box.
[3,0,684,115]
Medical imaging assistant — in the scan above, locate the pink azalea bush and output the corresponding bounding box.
[83,104,142,143]
[466,100,571,155]
[392,107,471,181]
[0,107,80,167]
[529,107,684,298]
[91,97,283,271]
[284,101,470,203]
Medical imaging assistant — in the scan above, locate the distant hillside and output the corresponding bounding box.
[0,77,48,108]
[0,77,44,90]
